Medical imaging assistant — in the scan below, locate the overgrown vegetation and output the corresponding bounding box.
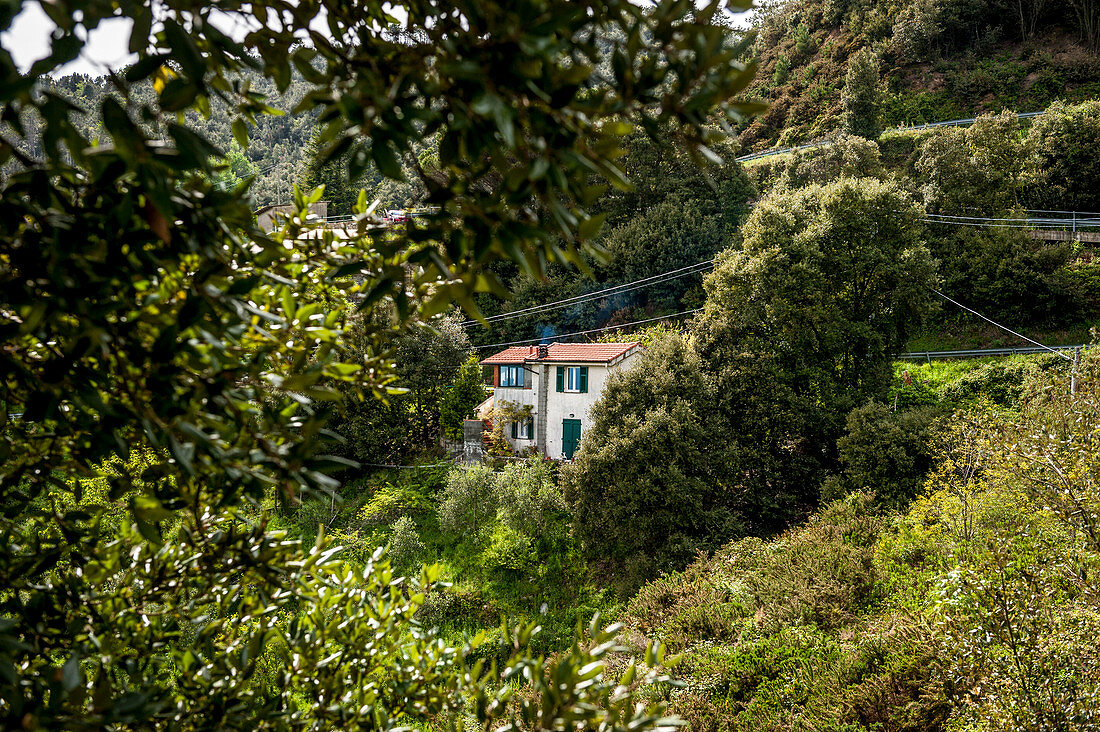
[0,0,760,726]
[6,0,1100,728]
[620,353,1100,730]
[742,0,1100,149]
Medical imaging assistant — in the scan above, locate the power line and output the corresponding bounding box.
[931,288,1073,363]
[465,260,714,327]
[474,308,703,351]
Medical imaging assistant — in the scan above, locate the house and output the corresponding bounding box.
[478,342,643,459]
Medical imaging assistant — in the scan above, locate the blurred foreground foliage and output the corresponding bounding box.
[0,0,760,726]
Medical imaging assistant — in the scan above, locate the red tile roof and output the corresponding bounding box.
[480,342,640,365]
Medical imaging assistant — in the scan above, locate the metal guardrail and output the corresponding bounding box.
[899,345,1085,362]
[923,212,1100,232]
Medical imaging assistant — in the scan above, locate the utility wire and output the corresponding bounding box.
[474,308,703,351]
[466,261,714,327]
[465,261,714,327]
[931,288,1073,363]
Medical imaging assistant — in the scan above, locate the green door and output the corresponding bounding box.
[562,419,582,459]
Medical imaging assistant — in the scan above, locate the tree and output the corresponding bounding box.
[1026,99,1100,213]
[593,127,755,234]
[439,356,488,438]
[917,111,1030,215]
[1069,0,1100,50]
[601,199,727,310]
[211,140,258,190]
[841,48,883,140]
[917,111,1075,323]
[0,0,759,725]
[393,313,474,449]
[697,178,938,422]
[569,179,938,583]
[440,464,499,540]
[931,225,1075,324]
[564,334,737,582]
[827,401,945,509]
[300,132,376,217]
[1014,0,1050,41]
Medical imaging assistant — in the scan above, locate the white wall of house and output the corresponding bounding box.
[540,364,610,459]
[494,381,538,449]
[490,350,640,458]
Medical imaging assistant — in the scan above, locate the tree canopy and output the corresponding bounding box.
[568,177,939,583]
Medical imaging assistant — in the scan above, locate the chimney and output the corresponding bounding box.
[538,344,549,360]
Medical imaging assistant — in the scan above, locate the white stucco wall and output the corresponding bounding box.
[492,350,641,458]
[493,382,538,449]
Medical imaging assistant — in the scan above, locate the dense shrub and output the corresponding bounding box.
[830,402,945,509]
[624,492,948,731]
[772,133,885,190]
[841,47,884,139]
[915,111,1078,324]
[747,493,882,632]
[1026,99,1100,212]
[936,355,1054,406]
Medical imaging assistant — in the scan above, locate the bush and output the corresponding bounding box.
[747,494,882,633]
[877,363,1100,726]
[360,479,434,528]
[831,401,945,509]
[937,355,1056,406]
[439,464,498,540]
[623,492,948,731]
[1026,99,1100,213]
[388,516,425,575]
[773,133,884,190]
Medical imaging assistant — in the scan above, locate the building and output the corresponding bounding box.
[478,342,642,459]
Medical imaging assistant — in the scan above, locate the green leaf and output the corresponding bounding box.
[232,118,250,148]
[371,140,405,181]
[162,19,205,80]
[159,78,200,112]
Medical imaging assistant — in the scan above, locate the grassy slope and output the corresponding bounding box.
[266,465,617,660]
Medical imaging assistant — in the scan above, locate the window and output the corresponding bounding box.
[566,366,582,392]
[511,417,533,440]
[500,365,525,387]
[557,365,588,393]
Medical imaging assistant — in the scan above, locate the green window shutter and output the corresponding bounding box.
[527,417,534,435]
[579,366,588,393]
[556,366,564,392]
[511,421,517,439]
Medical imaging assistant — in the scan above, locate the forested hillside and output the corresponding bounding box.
[739,0,1100,149]
[38,72,315,207]
[30,0,1100,351]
